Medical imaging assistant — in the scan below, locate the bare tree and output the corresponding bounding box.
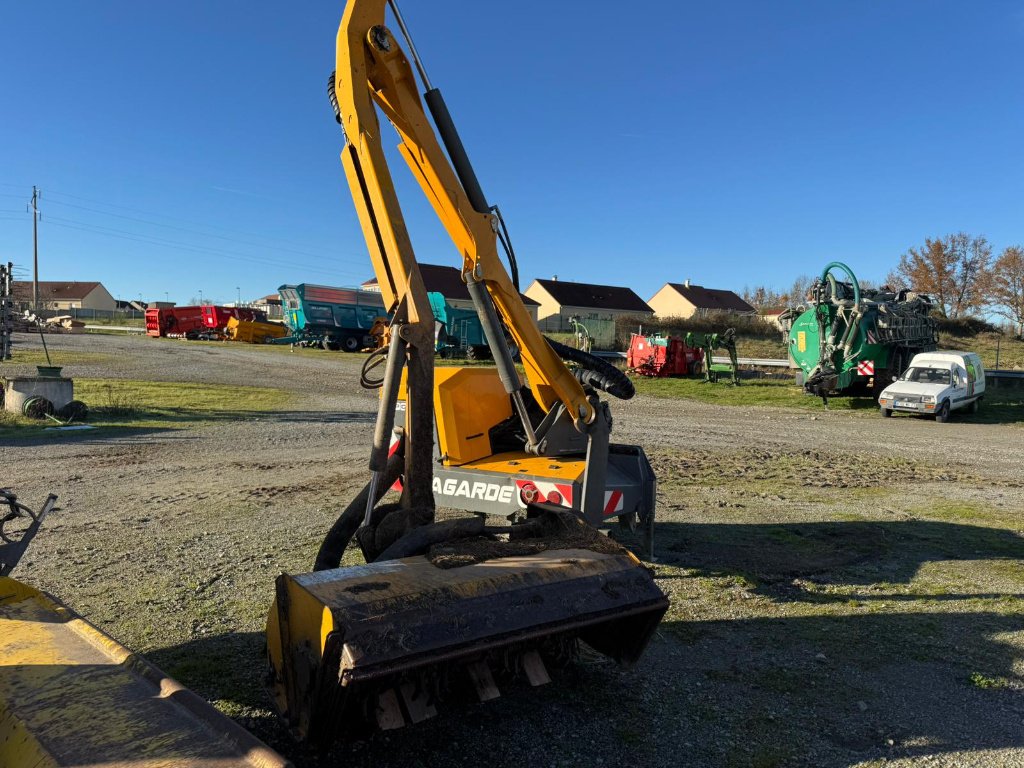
[987,245,1024,338]
[785,275,814,306]
[741,285,785,310]
[891,233,992,318]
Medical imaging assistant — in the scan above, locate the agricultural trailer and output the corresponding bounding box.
[200,305,266,335]
[144,306,206,338]
[428,291,491,359]
[276,283,387,351]
[788,262,937,400]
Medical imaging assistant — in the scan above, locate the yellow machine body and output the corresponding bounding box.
[265,0,666,747]
[416,367,514,466]
[0,576,290,768]
[266,542,667,744]
[226,316,289,344]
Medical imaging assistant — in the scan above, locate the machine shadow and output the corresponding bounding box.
[614,519,1024,597]
[145,519,1024,768]
[655,610,1024,766]
[145,630,310,761]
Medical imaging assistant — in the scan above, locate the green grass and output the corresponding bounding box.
[968,671,1011,690]
[0,378,292,439]
[633,374,1024,423]
[4,347,113,366]
[633,377,872,412]
[940,332,1024,370]
[732,335,788,359]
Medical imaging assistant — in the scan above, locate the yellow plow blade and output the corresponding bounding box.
[0,577,290,768]
[267,546,668,745]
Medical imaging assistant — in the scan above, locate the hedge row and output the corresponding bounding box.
[614,313,779,350]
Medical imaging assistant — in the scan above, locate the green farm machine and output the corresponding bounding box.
[788,262,937,401]
[687,329,740,384]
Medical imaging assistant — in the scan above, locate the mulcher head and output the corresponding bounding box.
[266,539,667,745]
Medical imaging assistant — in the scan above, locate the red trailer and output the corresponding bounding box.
[200,305,265,332]
[145,306,206,338]
[626,333,703,377]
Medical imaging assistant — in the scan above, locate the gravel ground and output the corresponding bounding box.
[2,332,1023,768]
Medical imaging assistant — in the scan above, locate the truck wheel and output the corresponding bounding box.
[342,335,361,352]
[934,400,951,423]
[59,400,89,421]
[23,396,54,419]
[880,406,892,418]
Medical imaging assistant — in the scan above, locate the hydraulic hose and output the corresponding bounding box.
[545,337,635,400]
[313,448,405,571]
[359,346,388,389]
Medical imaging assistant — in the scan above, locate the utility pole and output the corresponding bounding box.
[1,262,13,360]
[29,186,40,311]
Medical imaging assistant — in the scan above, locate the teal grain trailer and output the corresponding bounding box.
[277,284,386,351]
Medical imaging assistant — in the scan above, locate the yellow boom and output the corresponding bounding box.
[334,0,594,425]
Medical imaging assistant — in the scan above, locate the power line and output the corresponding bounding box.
[43,216,363,281]
[44,217,347,277]
[43,188,356,257]
[44,197,363,266]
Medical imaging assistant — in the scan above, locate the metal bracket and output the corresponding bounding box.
[579,399,611,528]
[0,490,58,577]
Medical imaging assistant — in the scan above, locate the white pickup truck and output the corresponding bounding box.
[878,351,985,422]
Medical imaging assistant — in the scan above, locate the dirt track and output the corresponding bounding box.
[2,332,1023,768]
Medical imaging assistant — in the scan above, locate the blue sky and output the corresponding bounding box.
[1,1,1021,305]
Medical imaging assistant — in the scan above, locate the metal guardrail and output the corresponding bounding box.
[988,369,1024,382]
[84,325,146,333]
[593,350,791,368]
[596,349,1023,383]
[713,356,790,368]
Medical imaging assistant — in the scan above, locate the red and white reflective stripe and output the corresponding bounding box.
[603,490,624,515]
[388,433,403,492]
[857,360,875,376]
[515,479,573,507]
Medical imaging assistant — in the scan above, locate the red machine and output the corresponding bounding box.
[145,306,206,338]
[626,332,703,377]
[146,306,266,338]
[200,305,264,331]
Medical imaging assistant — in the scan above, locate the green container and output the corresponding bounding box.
[36,365,63,378]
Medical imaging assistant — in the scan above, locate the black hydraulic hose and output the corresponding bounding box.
[545,336,635,400]
[327,71,341,124]
[359,346,388,389]
[313,449,405,571]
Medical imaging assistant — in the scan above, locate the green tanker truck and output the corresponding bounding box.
[788,262,938,401]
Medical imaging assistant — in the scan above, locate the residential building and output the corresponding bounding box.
[523,278,653,348]
[362,263,540,323]
[12,281,116,311]
[647,280,756,319]
[253,294,283,319]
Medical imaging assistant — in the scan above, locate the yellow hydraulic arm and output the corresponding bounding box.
[333,0,595,428]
